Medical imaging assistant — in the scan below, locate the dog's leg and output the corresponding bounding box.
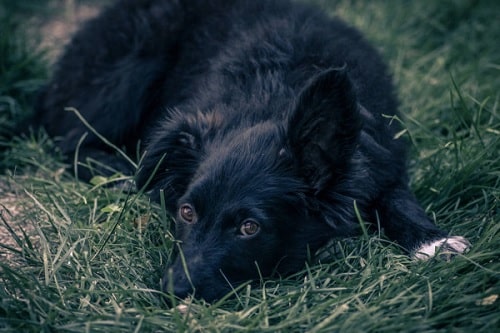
[71,147,136,185]
[35,0,190,179]
[412,236,470,260]
[377,186,470,260]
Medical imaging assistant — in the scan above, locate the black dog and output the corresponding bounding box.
[35,0,469,302]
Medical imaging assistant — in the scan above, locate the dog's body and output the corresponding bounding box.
[35,0,468,301]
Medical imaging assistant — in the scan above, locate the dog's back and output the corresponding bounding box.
[36,0,396,152]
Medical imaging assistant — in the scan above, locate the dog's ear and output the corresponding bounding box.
[288,68,362,192]
[136,120,202,210]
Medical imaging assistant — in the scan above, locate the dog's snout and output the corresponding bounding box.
[162,265,194,300]
[172,281,194,300]
[162,251,232,302]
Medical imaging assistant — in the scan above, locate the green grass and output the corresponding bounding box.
[1,0,499,332]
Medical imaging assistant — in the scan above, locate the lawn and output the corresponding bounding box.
[1,0,499,332]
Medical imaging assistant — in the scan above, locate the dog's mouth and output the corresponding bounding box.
[161,251,288,304]
[161,270,243,305]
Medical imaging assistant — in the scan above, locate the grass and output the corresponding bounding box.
[1,0,499,332]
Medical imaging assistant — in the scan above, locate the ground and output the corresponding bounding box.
[0,0,498,332]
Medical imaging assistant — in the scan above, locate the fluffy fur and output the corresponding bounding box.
[35,0,468,302]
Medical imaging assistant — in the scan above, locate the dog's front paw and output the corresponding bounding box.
[413,236,471,260]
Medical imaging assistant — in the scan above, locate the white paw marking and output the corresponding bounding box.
[413,236,471,260]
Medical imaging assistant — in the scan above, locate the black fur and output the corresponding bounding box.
[35,0,454,302]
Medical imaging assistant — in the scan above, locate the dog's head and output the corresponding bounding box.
[137,69,363,302]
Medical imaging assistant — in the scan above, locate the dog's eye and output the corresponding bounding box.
[240,219,260,237]
[179,204,196,223]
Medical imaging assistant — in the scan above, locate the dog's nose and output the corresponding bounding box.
[173,283,194,300]
[162,267,195,300]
